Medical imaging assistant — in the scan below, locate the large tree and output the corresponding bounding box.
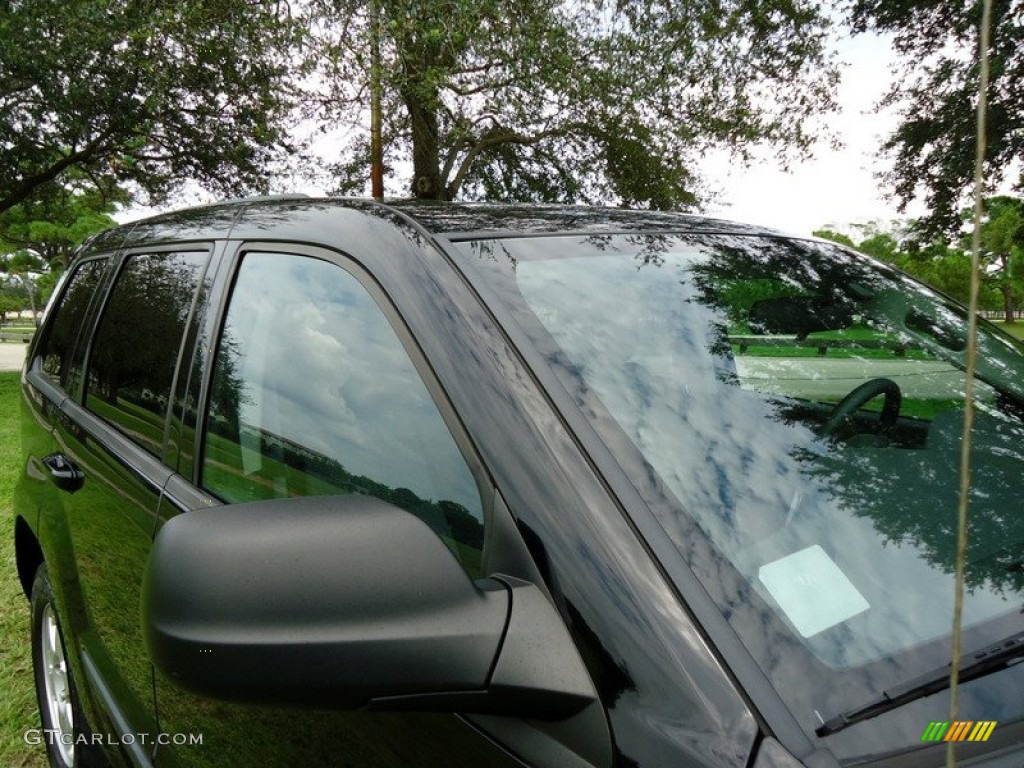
[0,179,122,269]
[309,0,840,208]
[0,250,46,318]
[971,195,1024,322]
[850,0,1024,235]
[0,0,303,215]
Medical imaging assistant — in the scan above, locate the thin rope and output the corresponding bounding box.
[947,0,993,765]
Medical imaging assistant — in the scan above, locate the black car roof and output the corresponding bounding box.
[86,197,789,254]
[383,200,784,238]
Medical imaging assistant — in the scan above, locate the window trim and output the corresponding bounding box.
[165,243,228,477]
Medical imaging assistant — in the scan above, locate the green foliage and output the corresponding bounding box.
[0,179,121,269]
[33,270,62,308]
[850,0,1024,236]
[310,0,840,208]
[969,195,1024,321]
[857,232,902,264]
[813,229,857,249]
[0,251,47,317]
[0,292,23,322]
[901,241,985,307]
[0,0,304,214]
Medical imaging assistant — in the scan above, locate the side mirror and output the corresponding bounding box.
[142,495,596,720]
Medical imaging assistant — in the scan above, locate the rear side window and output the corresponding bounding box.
[39,258,108,387]
[86,252,209,457]
[201,251,486,576]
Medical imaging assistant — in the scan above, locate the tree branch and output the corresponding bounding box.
[440,135,476,183]
[442,77,517,97]
[446,126,564,199]
[0,130,114,216]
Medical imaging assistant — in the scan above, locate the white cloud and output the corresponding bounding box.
[698,33,928,237]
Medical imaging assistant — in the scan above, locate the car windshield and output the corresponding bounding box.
[454,232,1024,742]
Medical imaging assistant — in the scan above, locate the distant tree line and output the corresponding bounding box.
[816,195,1024,323]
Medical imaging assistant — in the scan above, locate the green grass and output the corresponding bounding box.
[0,372,46,767]
[994,321,1024,340]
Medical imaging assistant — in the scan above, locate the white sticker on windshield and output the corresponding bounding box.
[759,545,869,638]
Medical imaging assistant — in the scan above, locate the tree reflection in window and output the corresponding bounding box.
[86,252,208,457]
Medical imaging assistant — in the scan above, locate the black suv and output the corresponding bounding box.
[14,198,1024,768]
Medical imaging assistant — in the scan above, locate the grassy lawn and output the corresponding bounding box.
[0,372,46,767]
[995,321,1024,340]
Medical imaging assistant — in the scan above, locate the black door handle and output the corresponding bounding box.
[43,453,86,493]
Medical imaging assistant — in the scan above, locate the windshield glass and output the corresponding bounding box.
[454,233,1024,746]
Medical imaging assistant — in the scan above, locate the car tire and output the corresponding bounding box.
[31,564,108,768]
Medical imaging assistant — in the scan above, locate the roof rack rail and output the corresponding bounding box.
[213,193,312,205]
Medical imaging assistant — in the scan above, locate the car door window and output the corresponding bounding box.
[38,257,108,389]
[85,252,209,458]
[201,251,485,576]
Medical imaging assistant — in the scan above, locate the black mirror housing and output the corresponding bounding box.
[142,495,596,719]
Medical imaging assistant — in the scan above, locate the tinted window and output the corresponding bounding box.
[40,258,107,387]
[86,252,209,457]
[202,252,485,575]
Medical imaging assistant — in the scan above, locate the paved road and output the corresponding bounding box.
[735,357,971,400]
[0,342,27,372]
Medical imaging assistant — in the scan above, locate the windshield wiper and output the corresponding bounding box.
[816,630,1024,737]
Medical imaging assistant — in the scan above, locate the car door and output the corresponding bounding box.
[21,255,111,639]
[152,244,526,768]
[49,248,212,762]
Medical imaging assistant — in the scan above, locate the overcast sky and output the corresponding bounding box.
[699,31,924,238]
[118,31,924,238]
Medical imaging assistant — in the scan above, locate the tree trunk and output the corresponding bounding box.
[402,84,446,200]
[1001,282,1015,323]
[18,275,38,320]
[997,254,1015,322]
